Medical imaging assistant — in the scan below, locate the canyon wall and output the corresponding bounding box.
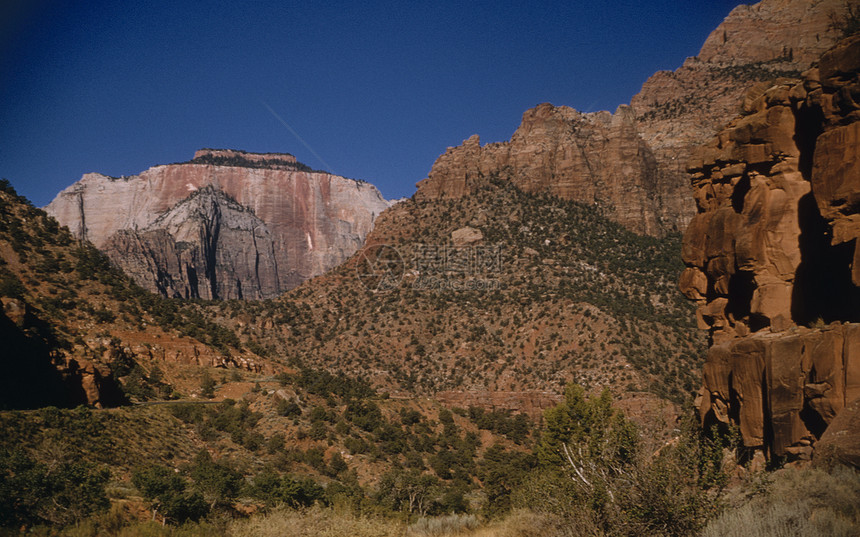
[417,0,848,236]
[681,35,860,464]
[45,150,391,299]
[416,105,664,235]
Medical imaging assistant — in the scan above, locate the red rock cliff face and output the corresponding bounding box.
[681,35,860,464]
[416,105,662,235]
[418,0,848,236]
[45,150,391,299]
[632,0,847,237]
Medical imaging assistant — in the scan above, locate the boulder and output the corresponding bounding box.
[451,226,483,246]
[815,398,860,469]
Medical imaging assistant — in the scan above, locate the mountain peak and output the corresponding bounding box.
[45,153,391,299]
[192,148,297,165]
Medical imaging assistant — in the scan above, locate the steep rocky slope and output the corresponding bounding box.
[417,0,849,237]
[680,35,860,465]
[0,182,265,409]
[217,174,706,410]
[45,149,391,299]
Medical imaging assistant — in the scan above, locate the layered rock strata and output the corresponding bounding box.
[681,35,860,462]
[45,150,391,299]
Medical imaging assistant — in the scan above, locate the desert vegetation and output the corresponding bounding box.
[2,380,857,536]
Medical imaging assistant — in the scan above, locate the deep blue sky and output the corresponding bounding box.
[1,1,745,207]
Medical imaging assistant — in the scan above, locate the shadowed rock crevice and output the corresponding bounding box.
[725,271,755,326]
[800,398,829,439]
[794,100,826,181]
[792,193,860,325]
[730,173,751,212]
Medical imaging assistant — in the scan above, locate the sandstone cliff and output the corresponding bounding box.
[680,35,860,464]
[416,105,663,235]
[102,186,281,300]
[633,0,847,236]
[417,0,849,236]
[45,150,391,299]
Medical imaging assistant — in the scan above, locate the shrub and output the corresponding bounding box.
[247,471,325,508]
[0,269,25,299]
[189,450,242,509]
[131,465,209,525]
[199,371,215,399]
[701,465,860,537]
[276,398,302,418]
[0,448,110,528]
[511,385,729,535]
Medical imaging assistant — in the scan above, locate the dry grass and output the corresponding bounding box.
[466,510,585,537]
[408,514,480,536]
[227,506,405,537]
[700,465,860,537]
[228,508,586,537]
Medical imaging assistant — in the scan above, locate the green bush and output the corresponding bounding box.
[247,470,325,508]
[509,385,729,535]
[0,269,25,299]
[199,371,215,399]
[189,450,242,509]
[131,464,209,524]
[0,448,110,528]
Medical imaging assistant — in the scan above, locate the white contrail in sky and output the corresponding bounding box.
[259,99,335,174]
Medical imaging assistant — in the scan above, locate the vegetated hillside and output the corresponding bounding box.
[220,172,706,404]
[3,362,748,536]
[0,367,539,523]
[0,177,549,529]
[0,180,264,409]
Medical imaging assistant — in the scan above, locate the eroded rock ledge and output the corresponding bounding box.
[681,35,860,464]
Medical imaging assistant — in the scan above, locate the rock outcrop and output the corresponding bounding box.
[417,0,849,236]
[681,35,860,462]
[816,397,860,468]
[632,0,848,235]
[46,150,391,299]
[102,186,281,300]
[416,105,663,235]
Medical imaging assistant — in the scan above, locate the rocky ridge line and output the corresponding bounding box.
[416,0,849,237]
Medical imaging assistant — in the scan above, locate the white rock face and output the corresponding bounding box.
[45,150,392,299]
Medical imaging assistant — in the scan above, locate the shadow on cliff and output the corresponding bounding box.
[790,98,860,325]
[0,308,126,410]
[791,193,860,325]
[0,310,71,409]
